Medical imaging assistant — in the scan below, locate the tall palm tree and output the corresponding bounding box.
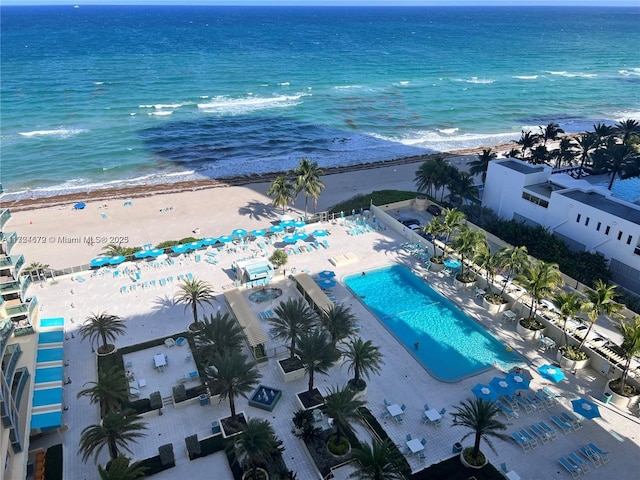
[173,278,215,327]
[79,312,126,354]
[234,418,283,480]
[341,338,384,390]
[423,217,446,259]
[540,122,565,146]
[529,145,550,165]
[592,122,615,151]
[205,351,261,424]
[291,157,325,218]
[515,260,563,319]
[98,456,146,480]
[266,176,295,214]
[77,366,129,417]
[578,280,624,350]
[269,297,316,359]
[318,303,357,344]
[602,139,638,190]
[551,291,586,348]
[101,243,131,257]
[451,226,488,277]
[193,312,244,363]
[612,315,640,396]
[474,247,502,296]
[441,208,466,246]
[323,385,366,445]
[497,246,529,297]
[349,438,409,480]
[468,148,497,184]
[451,398,509,461]
[572,132,598,177]
[79,410,147,463]
[613,119,640,144]
[447,171,479,206]
[552,137,576,169]
[296,329,337,393]
[414,158,441,197]
[515,130,539,159]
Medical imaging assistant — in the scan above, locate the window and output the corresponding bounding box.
[605,226,610,235]
[596,222,601,231]
[627,235,633,245]
[521,192,549,208]
[576,214,581,223]
[585,217,590,226]
[618,231,623,241]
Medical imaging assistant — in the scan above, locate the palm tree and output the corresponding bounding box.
[451,398,509,462]
[291,157,325,218]
[572,132,598,177]
[323,385,366,446]
[205,351,261,424]
[613,119,640,144]
[318,303,357,344]
[540,122,565,147]
[269,297,316,359]
[592,122,615,147]
[234,418,283,480]
[414,158,441,197]
[423,217,446,259]
[101,243,130,257]
[296,329,337,393]
[551,291,586,348]
[612,315,640,396]
[451,226,487,278]
[79,312,126,354]
[602,139,638,190]
[552,137,576,169]
[267,176,295,214]
[515,130,539,159]
[79,410,147,463]
[173,277,215,327]
[496,245,530,297]
[529,145,550,165]
[515,260,563,319]
[349,438,409,480]
[98,456,146,480]
[468,148,497,184]
[193,312,244,363]
[578,280,624,350]
[341,338,384,391]
[447,171,479,206]
[77,366,129,416]
[474,247,502,296]
[441,208,466,246]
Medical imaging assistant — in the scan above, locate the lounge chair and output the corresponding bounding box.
[561,412,582,430]
[559,457,582,478]
[500,463,508,474]
[568,452,591,474]
[586,443,609,463]
[529,424,550,444]
[511,432,531,452]
[515,395,534,413]
[579,446,602,468]
[538,421,558,441]
[497,401,518,420]
[519,429,538,449]
[551,415,573,434]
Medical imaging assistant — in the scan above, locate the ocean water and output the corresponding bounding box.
[1,5,639,200]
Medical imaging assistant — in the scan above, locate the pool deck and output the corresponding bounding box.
[29,209,640,480]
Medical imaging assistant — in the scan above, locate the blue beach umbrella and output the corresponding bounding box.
[187,241,203,250]
[147,248,164,257]
[108,255,126,265]
[293,220,306,228]
[90,257,110,268]
[218,235,234,243]
[269,224,284,233]
[571,398,601,420]
[444,258,462,269]
[471,383,498,402]
[489,377,517,397]
[283,235,297,243]
[172,244,189,253]
[280,220,295,228]
[318,278,336,289]
[505,372,531,391]
[319,270,336,279]
[312,229,327,237]
[251,229,266,237]
[134,250,150,259]
[202,237,218,245]
[73,202,86,210]
[232,228,247,238]
[293,232,308,241]
[537,364,566,383]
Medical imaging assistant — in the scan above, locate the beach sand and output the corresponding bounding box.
[6,149,486,270]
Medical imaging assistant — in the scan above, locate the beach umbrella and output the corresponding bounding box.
[172,244,189,253]
[269,224,284,233]
[471,383,498,402]
[134,250,150,259]
[508,365,534,381]
[293,220,306,228]
[108,255,126,265]
[318,278,336,289]
[218,235,234,243]
[232,228,247,238]
[571,398,601,420]
[187,241,203,250]
[505,372,531,391]
[73,202,86,210]
[90,257,110,268]
[280,220,295,228]
[147,248,164,257]
[319,270,336,279]
[489,376,517,397]
[202,237,218,245]
[282,235,297,243]
[312,229,327,237]
[251,229,266,237]
[537,364,566,383]
[444,258,462,269]
[293,232,308,241]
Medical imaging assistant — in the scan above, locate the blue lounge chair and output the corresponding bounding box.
[559,457,581,478]
[511,432,531,452]
[519,429,538,449]
[406,434,412,441]
[515,395,534,413]
[561,412,582,430]
[568,452,591,474]
[586,443,609,463]
[551,415,573,434]
[538,421,558,441]
[529,424,550,444]
[321,239,330,249]
[579,446,602,468]
[496,401,518,420]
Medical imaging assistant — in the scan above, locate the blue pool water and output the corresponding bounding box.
[344,265,522,382]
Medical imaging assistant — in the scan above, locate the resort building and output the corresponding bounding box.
[1,188,41,480]
[482,159,640,294]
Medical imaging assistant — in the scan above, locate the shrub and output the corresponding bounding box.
[327,434,350,456]
[173,384,187,403]
[125,397,152,415]
[559,345,588,361]
[44,444,63,480]
[185,435,201,460]
[159,444,175,467]
[149,391,163,410]
[519,318,544,331]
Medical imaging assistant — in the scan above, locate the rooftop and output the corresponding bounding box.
[557,189,640,225]
[499,160,546,175]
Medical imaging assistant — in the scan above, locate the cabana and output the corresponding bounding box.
[235,258,275,287]
[292,272,334,316]
[223,288,269,362]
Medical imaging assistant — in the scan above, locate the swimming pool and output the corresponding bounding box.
[344,265,522,382]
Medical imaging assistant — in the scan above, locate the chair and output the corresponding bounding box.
[420,437,427,446]
[406,434,412,441]
[519,429,538,449]
[400,403,406,411]
[568,452,591,474]
[551,415,573,434]
[559,457,581,479]
[586,443,609,463]
[164,338,175,348]
[500,462,508,474]
[418,451,426,462]
[529,424,550,444]
[511,432,531,452]
[561,412,582,430]
[395,415,404,424]
[579,446,602,468]
[538,421,557,441]
[439,407,446,415]
[423,402,430,411]
[381,410,390,420]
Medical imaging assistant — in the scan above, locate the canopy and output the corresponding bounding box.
[280,220,295,228]
[571,398,601,420]
[147,249,164,257]
[134,250,151,259]
[251,229,266,237]
[232,228,247,238]
[293,232,308,241]
[218,235,234,243]
[489,376,517,397]
[293,220,306,228]
[202,237,218,245]
[312,229,327,237]
[283,235,297,243]
[505,372,531,390]
[187,241,203,250]
[319,270,336,279]
[223,288,269,349]
[108,255,126,265]
[90,257,109,268]
[317,278,336,289]
[172,244,189,253]
[471,383,498,402]
[537,364,566,383]
[269,224,284,233]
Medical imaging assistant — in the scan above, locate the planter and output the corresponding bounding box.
[516,320,544,342]
[429,259,445,272]
[604,379,640,409]
[242,467,269,480]
[414,196,428,211]
[347,379,368,401]
[454,277,476,291]
[96,344,117,356]
[459,448,488,469]
[296,388,325,411]
[278,357,305,383]
[557,350,590,371]
[219,411,247,439]
[327,435,352,458]
[482,295,509,314]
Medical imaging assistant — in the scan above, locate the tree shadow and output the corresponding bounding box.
[238,199,279,222]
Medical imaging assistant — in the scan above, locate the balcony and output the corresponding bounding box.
[1,319,14,351]
[3,297,37,320]
[0,209,10,231]
[0,276,32,300]
[2,344,22,382]
[0,232,17,256]
[0,254,25,274]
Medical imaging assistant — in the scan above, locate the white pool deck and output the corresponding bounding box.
[29,211,640,480]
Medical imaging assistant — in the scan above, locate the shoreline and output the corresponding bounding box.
[2,143,513,213]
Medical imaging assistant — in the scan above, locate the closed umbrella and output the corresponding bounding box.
[269,224,284,233]
[471,383,498,402]
[505,372,531,391]
[490,377,517,397]
[537,364,566,383]
[312,229,327,237]
[319,270,336,279]
[571,398,601,420]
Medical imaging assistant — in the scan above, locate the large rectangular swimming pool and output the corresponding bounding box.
[344,265,522,382]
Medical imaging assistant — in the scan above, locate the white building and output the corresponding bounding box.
[482,158,640,294]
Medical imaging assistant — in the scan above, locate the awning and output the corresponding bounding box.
[224,288,269,348]
[292,272,334,314]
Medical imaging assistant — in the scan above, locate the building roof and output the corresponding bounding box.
[558,189,640,225]
[499,159,545,175]
[223,288,269,347]
[292,272,334,313]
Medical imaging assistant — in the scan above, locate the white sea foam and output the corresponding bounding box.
[377,129,518,152]
[18,128,87,138]
[618,68,640,76]
[613,110,640,122]
[457,77,495,84]
[333,85,361,90]
[197,93,307,114]
[94,81,104,85]
[546,71,597,78]
[139,103,184,109]
[148,111,173,116]
[513,75,538,80]
[437,128,459,135]
[278,82,290,86]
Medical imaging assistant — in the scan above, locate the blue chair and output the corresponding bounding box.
[587,443,609,463]
[423,402,430,411]
[439,407,446,415]
[383,399,391,406]
[418,452,426,462]
[406,434,412,441]
[420,437,427,446]
[559,457,581,479]
[568,452,591,474]
[500,462,508,474]
[400,403,406,411]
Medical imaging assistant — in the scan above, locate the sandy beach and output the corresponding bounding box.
[6,148,490,270]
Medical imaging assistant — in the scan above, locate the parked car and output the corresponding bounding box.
[399,218,421,228]
[427,204,442,216]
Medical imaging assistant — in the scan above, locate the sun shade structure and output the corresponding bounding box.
[537,364,566,383]
[471,383,499,402]
[223,288,269,361]
[269,224,284,233]
[172,244,189,253]
[490,376,517,397]
[251,229,266,237]
[505,372,531,390]
[571,398,601,419]
[319,270,336,279]
[90,257,109,267]
[291,273,334,317]
[312,229,327,237]
[232,228,247,238]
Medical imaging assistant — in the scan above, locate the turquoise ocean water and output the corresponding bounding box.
[1,5,638,200]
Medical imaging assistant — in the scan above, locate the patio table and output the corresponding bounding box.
[539,337,556,350]
[154,353,167,368]
[406,438,424,454]
[425,409,442,422]
[505,471,521,480]
[502,310,517,322]
[386,404,403,417]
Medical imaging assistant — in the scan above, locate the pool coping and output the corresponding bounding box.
[343,262,526,383]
